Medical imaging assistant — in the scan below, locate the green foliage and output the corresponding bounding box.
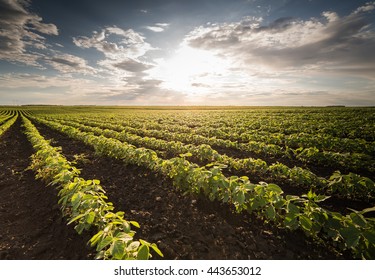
[24,108,375,259]
[34,110,374,201]
[22,115,162,260]
[0,114,18,136]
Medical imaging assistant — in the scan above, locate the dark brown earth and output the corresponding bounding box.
[31,120,353,260]
[0,117,94,260]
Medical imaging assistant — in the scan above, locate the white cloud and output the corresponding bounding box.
[141,2,375,106]
[155,23,169,27]
[322,11,339,23]
[185,2,375,78]
[354,1,375,14]
[0,72,101,104]
[0,0,58,66]
[73,25,160,100]
[1,1,374,106]
[0,72,75,88]
[145,26,165,32]
[145,23,170,32]
[73,26,153,59]
[0,72,185,106]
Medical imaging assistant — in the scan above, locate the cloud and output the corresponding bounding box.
[45,53,96,74]
[112,58,153,72]
[354,1,375,14]
[73,25,159,100]
[145,26,165,32]
[0,0,58,66]
[73,26,153,59]
[191,82,211,88]
[0,72,170,105]
[0,72,101,104]
[184,2,375,78]
[145,23,170,32]
[0,72,74,88]
[91,77,185,105]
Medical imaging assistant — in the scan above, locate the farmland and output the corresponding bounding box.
[0,106,374,260]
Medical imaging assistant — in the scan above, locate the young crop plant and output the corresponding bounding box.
[34,114,374,201]
[0,114,17,137]
[28,113,375,259]
[21,115,162,260]
[159,155,375,259]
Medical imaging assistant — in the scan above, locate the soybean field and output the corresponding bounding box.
[0,106,374,260]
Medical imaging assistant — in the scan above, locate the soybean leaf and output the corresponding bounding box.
[111,240,126,259]
[95,251,105,260]
[137,244,150,260]
[350,213,367,228]
[359,206,375,215]
[127,241,140,252]
[67,213,85,225]
[299,215,312,231]
[122,221,131,232]
[90,230,103,246]
[326,216,342,231]
[150,243,164,257]
[237,191,245,205]
[71,192,82,210]
[287,202,300,215]
[267,184,283,195]
[363,230,375,244]
[314,194,331,203]
[75,223,85,235]
[340,226,361,249]
[86,211,96,225]
[265,205,276,220]
[130,221,140,228]
[115,232,133,242]
[97,236,113,251]
[284,213,298,229]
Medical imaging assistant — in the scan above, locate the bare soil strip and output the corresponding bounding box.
[0,117,94,259]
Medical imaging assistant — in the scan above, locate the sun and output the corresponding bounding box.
[149,45,229,94]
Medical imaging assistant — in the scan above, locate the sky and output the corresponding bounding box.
[0,0,374,106]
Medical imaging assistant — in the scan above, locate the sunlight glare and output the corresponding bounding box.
[149,46,229,94]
